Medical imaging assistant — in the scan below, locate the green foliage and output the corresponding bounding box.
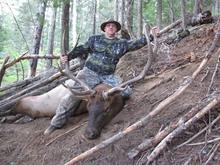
[0,0,217,86]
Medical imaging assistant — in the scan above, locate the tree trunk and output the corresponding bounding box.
[92,0,97,35]
[181,0,187,30]
[29,0,48,77]
[123,0,133,39]
[120,0,125,28]
[156,0,162,29]
[194,0,203,15]
[71,0,77,47]
[46,2,57,69]
[137,0,143,38]
[114,0,119,21]
[168,0,175,23]
[213,0,220,15]
[61,0,70,53]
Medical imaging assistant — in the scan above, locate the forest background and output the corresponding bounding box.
[0,0,218,86]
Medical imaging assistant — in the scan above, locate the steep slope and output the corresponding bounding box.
[1,23,220,165]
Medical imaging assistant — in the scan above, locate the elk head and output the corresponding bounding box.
[61,70,128,139]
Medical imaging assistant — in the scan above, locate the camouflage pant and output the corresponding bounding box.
[50,67,126,128]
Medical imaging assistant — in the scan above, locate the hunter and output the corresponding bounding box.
[44,18,158,135]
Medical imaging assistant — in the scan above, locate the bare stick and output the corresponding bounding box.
[128,104,201,159]
[200,67,210,82]
[46,122,86,146]
[176,114,220,149]
[4,51,28,69]
[0,56,10,86]
[204,142,220,165]
[187,137,220,146]
[207,54,220,94]
[20,55,60,60]
[145,98,219,165]
[157,19,182,37]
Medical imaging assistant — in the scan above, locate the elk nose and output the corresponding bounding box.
[85,128,99,139]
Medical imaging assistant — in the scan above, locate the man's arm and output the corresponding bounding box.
[67,36,94,60]
[127,34,154,52]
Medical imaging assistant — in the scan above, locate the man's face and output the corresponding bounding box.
[104,23,117,37]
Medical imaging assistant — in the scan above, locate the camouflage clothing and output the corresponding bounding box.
[68,34,153,75]
[50,34,152,128]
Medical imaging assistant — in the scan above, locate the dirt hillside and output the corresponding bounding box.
[1,23,220,165]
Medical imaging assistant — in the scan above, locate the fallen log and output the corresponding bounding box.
[157,10,214,37]
[127,103,202,159]
[0,77,66,116]
[0,62,81,112]
[0,69,60,100]
[143,97,219,165]
[176,111,220,149]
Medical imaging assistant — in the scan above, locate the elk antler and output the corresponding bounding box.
[58,66,95,96]
[60,33,95,96]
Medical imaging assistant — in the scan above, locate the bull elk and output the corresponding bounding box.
[12,67,132,139]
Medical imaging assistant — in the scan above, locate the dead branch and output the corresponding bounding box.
[0,74,43,93]
[46,122,86,146]
[207,54,220,94]
[0,62,81,112]
[187,137,220,146]
[145,98,219,165]
[200,67,210,82]
[128,104,202,159]
[176,114,220,149]
[0,77,66,116]
[0,56,10,86]
[3,51,31,69]
[19,55,60,60]
[204,142,220,165]
[157,19,182,37]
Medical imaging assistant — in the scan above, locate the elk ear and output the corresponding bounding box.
[81,91,96,101]
[102,90,121,101]
[80,96,88,102]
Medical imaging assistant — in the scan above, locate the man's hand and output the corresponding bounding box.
[60,54,68,65]
[150,26,160,36]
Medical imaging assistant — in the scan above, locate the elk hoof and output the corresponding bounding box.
[44,125,57,135]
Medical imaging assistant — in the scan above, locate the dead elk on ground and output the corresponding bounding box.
[11,69,134,139]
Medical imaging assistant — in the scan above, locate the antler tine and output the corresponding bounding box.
[73,34,80,49]
[61,82,93,96]
[103,74,144,97]
[58,66,94,94]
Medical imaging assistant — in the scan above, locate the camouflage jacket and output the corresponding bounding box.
[68,34,153,75]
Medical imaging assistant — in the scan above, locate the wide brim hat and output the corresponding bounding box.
[100,18,121,32]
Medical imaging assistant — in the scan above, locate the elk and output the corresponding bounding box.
[12,68,131,139]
